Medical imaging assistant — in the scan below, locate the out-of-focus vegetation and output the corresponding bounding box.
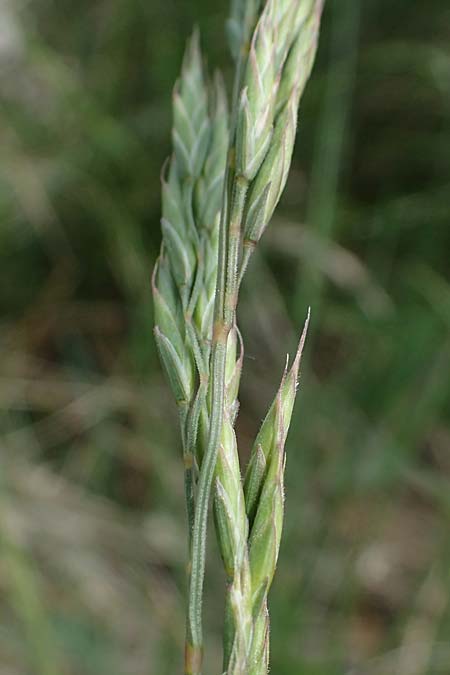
[1,0,449,673]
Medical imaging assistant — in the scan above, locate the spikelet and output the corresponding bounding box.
[245,311,310,673]
[240,0,324,276]
[153,35,230,552]
[154,33,229,407]
[235,4,276,181]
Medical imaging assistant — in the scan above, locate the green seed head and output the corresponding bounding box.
[153,4,323,671]
[235,6,276,180]
[244,310,310,527]
[235,0,324,282]
[196,73,229,231]
[173,32,211,180]
[243,90,298,249]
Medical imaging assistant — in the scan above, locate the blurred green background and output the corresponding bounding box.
[1,0,449,674]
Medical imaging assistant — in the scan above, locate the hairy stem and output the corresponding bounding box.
[186,334,227,674]
[185,154,248,674]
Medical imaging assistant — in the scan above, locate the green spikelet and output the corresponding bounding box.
[153,34,230,589]
[244,311,310,674]
[235,5,276,181]
[214,326,253,673]
[153,32,229,404]
[240,0,324,278]
[173,31,210,181]
[241,91,298,277]
[244,311,310,527]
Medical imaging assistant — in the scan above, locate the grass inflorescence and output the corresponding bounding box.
[153,2,324,673]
